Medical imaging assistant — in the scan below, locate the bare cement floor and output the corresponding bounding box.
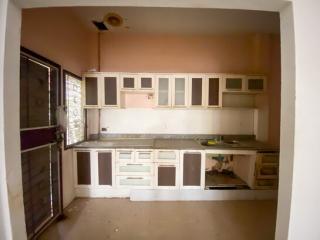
[39,198,277,240]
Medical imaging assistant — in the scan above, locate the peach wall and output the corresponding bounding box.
[21,8,97,75]
[99,32,273,74]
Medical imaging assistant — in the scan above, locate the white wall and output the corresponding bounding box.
[1,1,27,240]
[100,108,255,135]
[286,0,320,239]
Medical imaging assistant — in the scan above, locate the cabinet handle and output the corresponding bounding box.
[127,163,143,166]
[127,177,143,180]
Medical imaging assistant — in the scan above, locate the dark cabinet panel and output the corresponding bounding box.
[158,166,176,186]
[208,78,220,106]
[98,152,112,185]
[183,153,201,186]
[225,78,242,90]
[247,78,264,91]
[191,78,202,105]
[104,77,117,105]
[85,77,98,105]
[77,152,91,185]
[123,77,135,88]
[141,77,152,88]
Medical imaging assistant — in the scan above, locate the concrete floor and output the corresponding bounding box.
[40,198,277,240]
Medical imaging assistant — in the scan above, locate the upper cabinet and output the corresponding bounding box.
[102,73,119,107]
[189,75,206,107]
[156,75,171,107]
[83,74,100,108]
[138,74,154,90]
[207,75,221,107]
[223,75,246,92]
[121,73,137,90]
[172,75,188,107]
[223,74,267,93]
[246,76,266,93]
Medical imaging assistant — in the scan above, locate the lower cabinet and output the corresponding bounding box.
[74,149,115,189]
[180,151,205,189]
[116,176,154,189]
[155,163,179,189]
[254,152,279,189]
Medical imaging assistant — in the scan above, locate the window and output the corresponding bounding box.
[64,71,84,147]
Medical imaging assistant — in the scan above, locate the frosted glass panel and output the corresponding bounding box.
[158,151,176,159]
[138,152,152,159]
[119,152,132,159]
[175,78,185,105]
[119,164,151,173]
[120,178,151,186]
[158,78,169,106]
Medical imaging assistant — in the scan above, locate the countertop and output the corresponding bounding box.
[73,138,278,151]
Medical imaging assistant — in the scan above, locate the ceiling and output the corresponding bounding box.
[70,7,280,34]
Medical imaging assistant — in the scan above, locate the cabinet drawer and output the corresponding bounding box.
[116,176,153,189]
[116,149,134,162]
[155,150,179,162]
[256,164,278,179]
[258,154,279,164]
[255,179,278,189]
[116,163,154,176]
[135,150,153,162]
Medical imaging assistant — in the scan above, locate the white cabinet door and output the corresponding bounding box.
[172,75,188,107]
[116,162,154,176]
[93,150,115,189]
[101,73,120,108]
[206,75,222,107]
[120,73,137,90]
[223,74,246,92]
[116,149,135,162]
[155,163,179,189]
[82,73,102,108]
[156,75,172,107]
[189,75,206,107]
[154,150,179,163]
[135,149,154,163]
[116,176,154,189]
[246,75,267,93]
[73,150,94,188]
[180,150,205,189]
[138,74,154,90]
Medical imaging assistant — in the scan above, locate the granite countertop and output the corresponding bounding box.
[73,138,278,151]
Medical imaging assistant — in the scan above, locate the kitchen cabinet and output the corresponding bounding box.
[156,75,172,107]
[254,152,279,189]
[138,74,154,90]
[189,75,206,107]
[246,76,266,92]
[155,163,179,189]
[116,149,135,162]
[172,75,188,107]
[74,151,92,187]
[120,73,137,90]
[223,75,246,92]
[116,162,154,176]
[116,176,154,189]
[101,74,119,107]
[207,75,221,107]
[96,150,114,187]
[83,74,100,108]
[155,150,179,163]
[135,150,154,162]
[180,150,205,189]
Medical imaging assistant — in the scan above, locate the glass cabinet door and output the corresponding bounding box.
[157,76,170,106]
[173,77,187,107]
[246,76,266,92]
[207,77,220,107]
[85,77,98,106]
[190,77,204,106]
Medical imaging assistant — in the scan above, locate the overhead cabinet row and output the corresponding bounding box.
[82,72,266,108]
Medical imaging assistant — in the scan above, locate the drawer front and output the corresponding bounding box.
[116,176,153,189]
[255,179,278,189]
[116,149,134,162]
[116,163,154,176]
[135,150,154,162]
[259,154,279,164]
[155,150,179,162]
[256,164,278,179]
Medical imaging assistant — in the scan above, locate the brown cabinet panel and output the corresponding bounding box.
[158,166,176,186]
[208,78,219,106]
[104,77,117,105]
[77,152,91,185]
[123,77,135,88]
[98,152,112,185]
[191,78,202,105]
[141,77,152,88]
[85,77,98,105]
[183,153,201,186]
[225,78,242,90]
